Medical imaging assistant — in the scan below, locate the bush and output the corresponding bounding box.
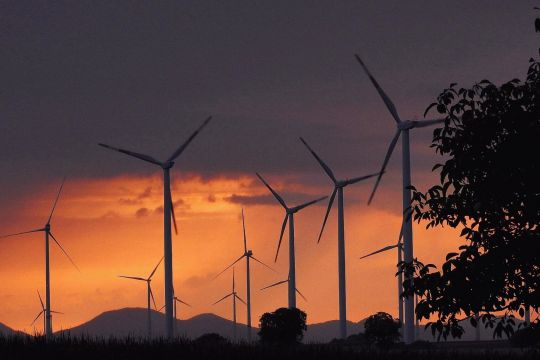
[258,307,307,345]
[364,312,401,347]
[510,325,540,348]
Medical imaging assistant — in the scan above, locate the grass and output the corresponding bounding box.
[1,334,540,360]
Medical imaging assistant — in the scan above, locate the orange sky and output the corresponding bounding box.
[0,172,462,333]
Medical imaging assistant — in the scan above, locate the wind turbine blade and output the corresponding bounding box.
[242,209,247,253]
[213,293,233,305]
[148,257,164,280]
[170,187,178,236]
[250,256,276,272]
[118,275,147,281]
[413,118,445,128]
[214,254,245,279]
[235,294,247,305]
[255,173,288,209]
[260,279,288,291]
[345,172,382,186]
[149,286,157,310]
[367,129,401,205]
[274,214,289,263]
[98,143,163,166]
[49,232,80,273]
[359,244,399,259]
[159,304,166,312]
[0,228,44,239]
[37,290,44,309]
[295,288,308,302]
[318,188,337,243]
[354,54,402,123]
[175,298,192,307]
[299,137,337,183]
[167,116,212,162]
[31,311,44,326]
[292,196,328,212]
[47,177,66,224]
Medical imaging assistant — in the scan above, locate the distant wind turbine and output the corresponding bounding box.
[355,55,444,343]
[255,172,326,309]
[99,116,212,338]
[214,209,274,341]
[31,290,63,335]
[299,137,380,339]
[0,178,79,338]
[119,257,163,338]
[213,268,246,340]
[260,275,308,303]
[359,225,404,334]
[159,294,191,335]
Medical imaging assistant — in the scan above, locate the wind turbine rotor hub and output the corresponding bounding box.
[45,224,51,230]
[246,250,253,256]
[162,161,174,169]
[398,121,416,131]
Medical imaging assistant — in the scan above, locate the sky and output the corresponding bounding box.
[0,1,538,332]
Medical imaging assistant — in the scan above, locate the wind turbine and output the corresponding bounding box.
[214,209,274,341]
[260,275,308,303]
[359,227,404,335]
[355,55,444,343]
[119,257,163,338]
[255,172,326,309]
[299,137,380,339]
[213,268,246,341]
[158,294,191,335]
[0,178,79,338]
[31,290,63,335]
[99,116,212,338]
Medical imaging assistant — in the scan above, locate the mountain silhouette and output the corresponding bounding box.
[0,322,17,335]
[1,308,520,342]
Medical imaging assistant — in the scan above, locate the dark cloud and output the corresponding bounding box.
[0,1,535,200]
[224,191,329,207]
[135,208,150,218]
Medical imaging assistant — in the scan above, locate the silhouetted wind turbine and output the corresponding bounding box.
[299,137,380,339]
[159,294,191,335]
[99,116,212,338]
[214,209,274,341]
[260,275,308,303]
[355,55,444,343]
[256,172,325,309]
[213,268,246,340]
[360,225,404,334]
[31,290,63,335]
[0,178,78,338]
[119,257,163,338]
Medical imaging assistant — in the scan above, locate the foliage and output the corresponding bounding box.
[258,307,307,345]
[510,323,540,348]
[403,57,540,341]
[364,312,401,347]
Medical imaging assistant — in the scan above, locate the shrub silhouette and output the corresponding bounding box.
[258,307,307,345]
[364,312,400,347]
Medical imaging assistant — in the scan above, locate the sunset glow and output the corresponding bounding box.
[0,173,461,333]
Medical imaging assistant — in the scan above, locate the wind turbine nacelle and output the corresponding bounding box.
[398,121,417,131]
[246,250,253,256]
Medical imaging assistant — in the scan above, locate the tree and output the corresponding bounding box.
[403,57,540,341]
[258,307,307,345]
[363,312,400,347]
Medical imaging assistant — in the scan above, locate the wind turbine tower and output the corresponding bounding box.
[99,116,212,338]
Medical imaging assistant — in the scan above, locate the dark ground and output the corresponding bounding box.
[1,335,539,360]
